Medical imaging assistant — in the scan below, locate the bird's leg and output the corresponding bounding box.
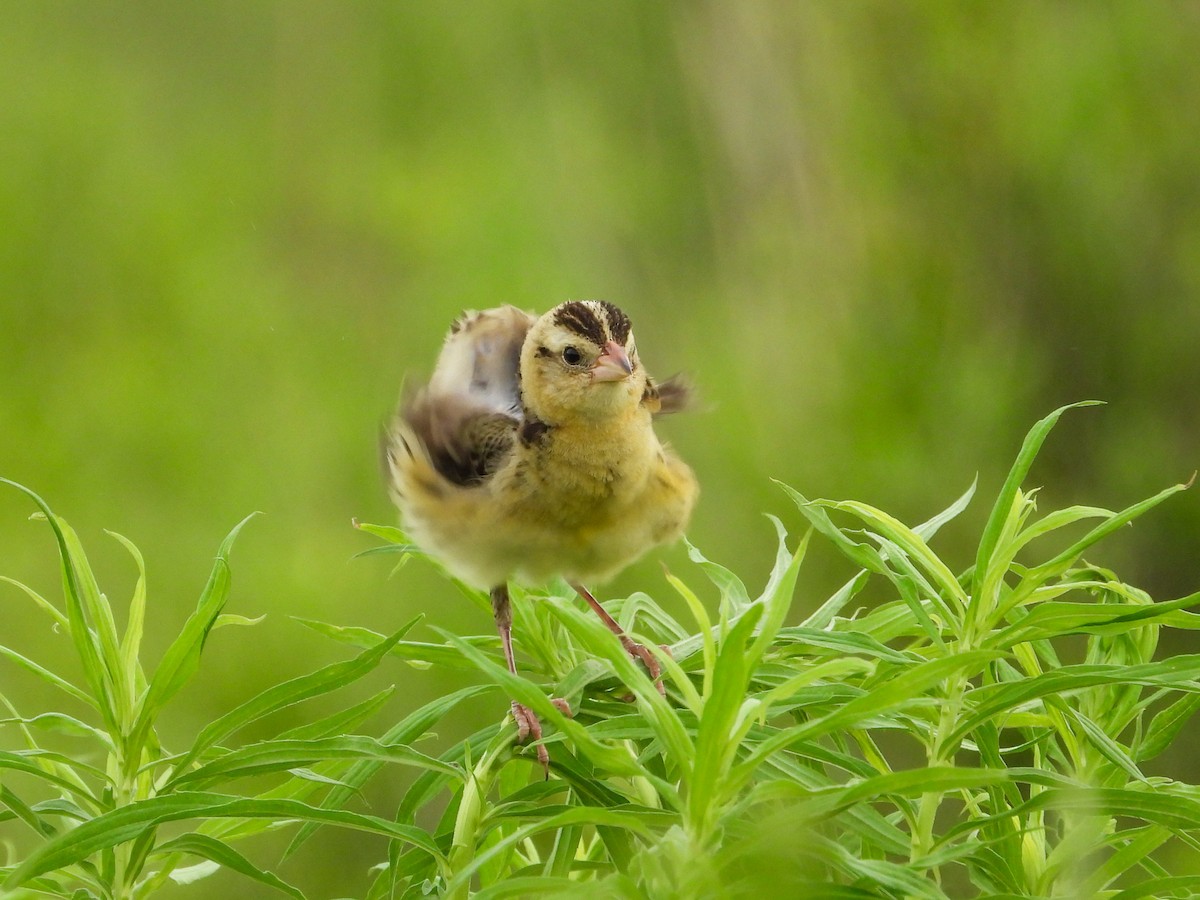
[570,582,668,696]
[490,584,570,775]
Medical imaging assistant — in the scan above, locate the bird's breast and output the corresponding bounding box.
[504,420,656,522]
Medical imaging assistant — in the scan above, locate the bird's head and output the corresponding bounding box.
[520,300,647,424]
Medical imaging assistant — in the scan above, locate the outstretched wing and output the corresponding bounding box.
[398,306,535,486]
[641,373,694,416]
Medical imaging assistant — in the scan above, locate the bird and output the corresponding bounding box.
[383,300,697,771]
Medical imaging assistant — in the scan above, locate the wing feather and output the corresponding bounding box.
[395,306,535,487]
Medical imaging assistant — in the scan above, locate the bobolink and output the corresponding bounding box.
[383,300,697,770]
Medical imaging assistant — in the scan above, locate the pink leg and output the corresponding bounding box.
[491,585,570,776]
[571,582,668,696]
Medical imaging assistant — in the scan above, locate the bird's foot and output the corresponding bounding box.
[510,698,573,777]
[618,637,672,696]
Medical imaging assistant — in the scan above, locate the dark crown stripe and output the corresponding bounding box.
[599,301,632,344]
[553,301,608,347]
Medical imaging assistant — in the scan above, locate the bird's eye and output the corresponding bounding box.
[562,346,582,365]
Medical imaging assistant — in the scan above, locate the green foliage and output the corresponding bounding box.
[3,406,1199,898]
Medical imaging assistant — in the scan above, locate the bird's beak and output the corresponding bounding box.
[591,341,633,382]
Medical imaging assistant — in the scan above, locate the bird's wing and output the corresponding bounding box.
[429,306,534,416]
[401,306,535,486]
[642,374,694,416]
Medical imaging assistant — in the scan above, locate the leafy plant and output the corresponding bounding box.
[3,403,1199,898]
[0,481,467,899]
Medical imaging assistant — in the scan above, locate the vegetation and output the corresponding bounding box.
[3,405,1199,898]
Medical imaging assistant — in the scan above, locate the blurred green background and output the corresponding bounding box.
[2,3,1198,896]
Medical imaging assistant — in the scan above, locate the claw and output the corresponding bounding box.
[551,697,574,717]
[509,698,571,778]
[620,636,668,695]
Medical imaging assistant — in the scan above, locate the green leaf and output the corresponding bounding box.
[817,499,966,609]
[1075,825,1171,896]
[352,520,411,544]
[730,651,999,788]
[0,575,69,631]
[536,599,693,779]
[1110,875,1200,900]
[212,613,267,629]
[178,622,417,770]
[973,401,1102,593]
[990,591,1200,648]
[56,519,128,723]
[165,736,457,791]
[1025,479,1192,584]
[1138,692,1200,762]
[6,794,445,890]
[293,616,499,670]
[1,479,119,733]
[128,513,257,755]
[0,749,107,806]
[278,686,396,742]
[0,713,111,747]
[1035,785,1200,831]
[441,806,659,896]
[283,685,494,857]
[0,784,56,838]
[107,529,148,713]
[0,645,96,709]
[800,570,870,631]
[473,876,581,899]
[683,537,751,615]
[945,657,1200,749]
[689,604,763,834]
[436,621,660,782]
[152,832,305,899]
[745,518,807,671]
